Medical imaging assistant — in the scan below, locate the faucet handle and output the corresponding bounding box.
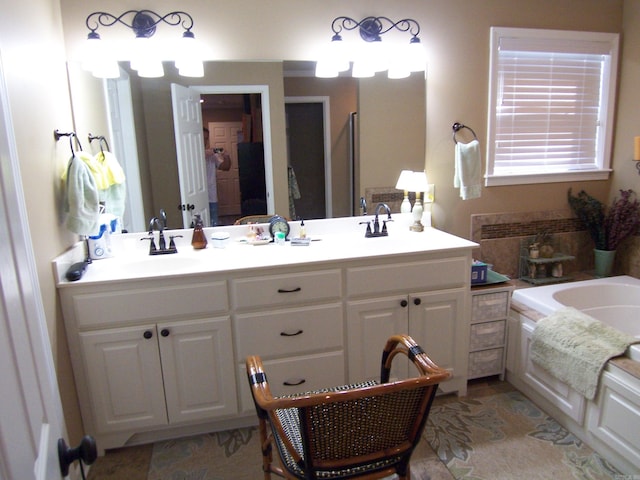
[141,236,157,254]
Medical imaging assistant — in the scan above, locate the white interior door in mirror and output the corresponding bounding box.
[209,122,242,217]
[171,83,209,227]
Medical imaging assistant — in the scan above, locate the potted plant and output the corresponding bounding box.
[567,188,640,276]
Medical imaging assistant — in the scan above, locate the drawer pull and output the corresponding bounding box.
[280,329,304,337]
[143,330,153,339]
[283,378,306,386]
[277,287,302,293]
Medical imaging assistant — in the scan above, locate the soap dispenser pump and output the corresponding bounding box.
[191,214,208,249]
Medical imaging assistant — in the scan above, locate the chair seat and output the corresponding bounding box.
[273,380,405,479]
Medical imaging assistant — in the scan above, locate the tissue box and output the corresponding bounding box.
[471,261,488,284]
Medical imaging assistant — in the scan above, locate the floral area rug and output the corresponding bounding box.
[87,381,625,480]
[425,386,622,480]
[147,428,262,480]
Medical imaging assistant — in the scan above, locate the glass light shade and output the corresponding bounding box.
[81,36,120,78]
[130,37,164,77]
[406,39,427,72]
[175,34,204,77]
[315,35,350,78]
[387,61,410,79]
[355,40,388,74]
[91,60,121,79]
[351,60,375,78]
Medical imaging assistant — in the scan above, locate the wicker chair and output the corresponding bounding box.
[246,334,450,479]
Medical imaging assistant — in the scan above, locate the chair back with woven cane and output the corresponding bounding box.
[246,334,450,480]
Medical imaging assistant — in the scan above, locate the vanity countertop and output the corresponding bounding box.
[53,216,478,287]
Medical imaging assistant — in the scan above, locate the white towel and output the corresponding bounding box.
[454,139,482,200]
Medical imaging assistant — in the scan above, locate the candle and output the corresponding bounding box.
[635,136,640,161]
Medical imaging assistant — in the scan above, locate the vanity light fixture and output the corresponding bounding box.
[395,170,430,232]
[315,16,427,79]
[83,10,204,79]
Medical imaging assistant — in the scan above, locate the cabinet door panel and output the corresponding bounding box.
[159,317,237,423]
[347,296,408,383]
[80,326,167,433]
[410,288,468,394]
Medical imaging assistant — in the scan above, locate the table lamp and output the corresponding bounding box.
[395,170,429,232]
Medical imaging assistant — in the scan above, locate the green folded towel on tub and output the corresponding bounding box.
[531,307,639,400]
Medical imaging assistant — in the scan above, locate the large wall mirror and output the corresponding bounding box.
[67,60,426,232]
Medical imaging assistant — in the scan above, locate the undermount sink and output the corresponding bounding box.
[92,254,206,278]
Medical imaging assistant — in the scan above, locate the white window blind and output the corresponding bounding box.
[486,28,619,185]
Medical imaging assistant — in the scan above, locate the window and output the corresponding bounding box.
[486,27,619,186]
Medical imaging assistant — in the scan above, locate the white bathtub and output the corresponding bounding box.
[512,275,640,361]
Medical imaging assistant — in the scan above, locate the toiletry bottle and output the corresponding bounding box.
[299,219,306,239]
[191,214,208,249]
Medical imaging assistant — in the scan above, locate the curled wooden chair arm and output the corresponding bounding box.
[381,334,451,384]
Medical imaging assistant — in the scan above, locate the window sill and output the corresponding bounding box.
[485,170,611,186]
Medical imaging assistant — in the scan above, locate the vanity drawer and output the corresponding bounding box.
[239,351,345,413]
[235,304,343,360]
[346,257,468,297]
[72,281,229,329]
[468,348,504,379]
[471,291,510,323]
[232,269,341,310]
[469,320,506,350]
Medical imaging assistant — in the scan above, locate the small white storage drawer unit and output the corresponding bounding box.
[468,283,513,380]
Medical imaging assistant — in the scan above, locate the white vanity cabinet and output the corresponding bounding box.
[232,268,346,413]
[59,278,237,451]
[55,221,478,451]
[346,255,471,396]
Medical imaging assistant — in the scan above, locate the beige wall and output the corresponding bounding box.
[59,0,625,239]
[3,0,636,447]
[0,0,84,444]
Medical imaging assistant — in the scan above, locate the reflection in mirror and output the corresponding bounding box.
[67,60,425,231]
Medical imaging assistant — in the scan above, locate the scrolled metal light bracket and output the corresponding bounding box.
[330,16,422,43]
[85,9,195,39]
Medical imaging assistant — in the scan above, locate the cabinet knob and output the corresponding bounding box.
[161,328,170,337]
[400,299,408,308]
[413,298,421,306]
[143,330,153,339]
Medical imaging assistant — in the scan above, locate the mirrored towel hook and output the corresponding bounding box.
[452,122,478,144]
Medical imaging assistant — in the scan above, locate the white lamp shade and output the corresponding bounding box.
[396,170,429,193]
[395,170,414,190]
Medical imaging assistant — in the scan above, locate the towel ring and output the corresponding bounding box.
[88,134,110,155]
[452,122,478,144]
[54,130,83,157]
